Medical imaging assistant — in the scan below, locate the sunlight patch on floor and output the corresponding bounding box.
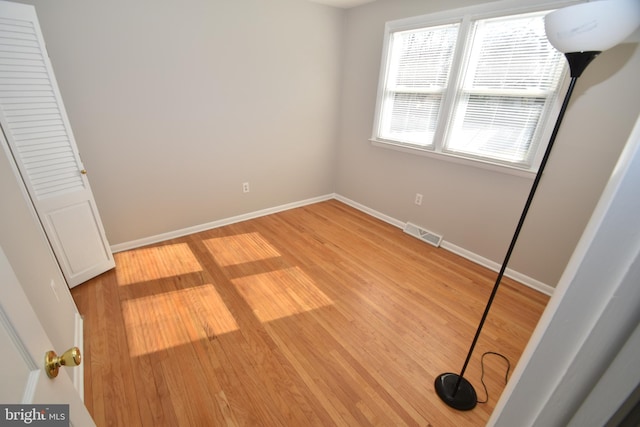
[115,243,202,285]
[122,284,238,357]
[203,232,281,267]
[232,266,333,323]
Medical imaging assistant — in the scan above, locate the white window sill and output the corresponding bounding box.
[369,138,538,179]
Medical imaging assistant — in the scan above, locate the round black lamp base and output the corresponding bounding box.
[434,373,477,411]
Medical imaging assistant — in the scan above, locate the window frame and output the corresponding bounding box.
[370,0,579,177]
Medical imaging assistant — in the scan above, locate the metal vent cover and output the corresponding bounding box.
[403,222,443,247]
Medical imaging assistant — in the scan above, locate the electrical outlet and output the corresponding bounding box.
[242,182,250,193]
[415,193,423,206]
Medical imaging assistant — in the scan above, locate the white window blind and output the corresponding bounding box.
[372,5,568,172]
[444,13,566,166]
[378,24,459,147]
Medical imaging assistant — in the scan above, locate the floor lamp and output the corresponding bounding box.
[434,0,640,411]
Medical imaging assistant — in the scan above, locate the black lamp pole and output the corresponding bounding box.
[434,51,600,411]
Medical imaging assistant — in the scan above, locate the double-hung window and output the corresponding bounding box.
[372,4,569,172]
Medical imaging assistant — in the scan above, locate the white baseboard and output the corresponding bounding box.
[333,194,405,229]
[111,194,335,253]
[440,241,554,296]
[111,192,553,296]
[335,194,554,296]
[74,312,85,402]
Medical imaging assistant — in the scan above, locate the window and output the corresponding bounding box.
[372,5,569,172]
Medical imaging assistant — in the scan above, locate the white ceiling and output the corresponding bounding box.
[307,0,377,9]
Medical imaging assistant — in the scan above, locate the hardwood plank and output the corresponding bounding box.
[71,200,549,426]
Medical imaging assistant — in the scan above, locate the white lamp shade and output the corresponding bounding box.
[545,0,640,53]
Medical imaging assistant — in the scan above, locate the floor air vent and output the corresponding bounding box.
[403,222,443,247]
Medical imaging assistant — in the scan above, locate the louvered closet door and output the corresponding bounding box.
[0,1,114,287]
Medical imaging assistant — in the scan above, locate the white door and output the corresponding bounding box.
[0,1,114,287]
[0,245,96,426]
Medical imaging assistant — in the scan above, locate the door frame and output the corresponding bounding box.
[489,114,640,425]
[0,110,86,401]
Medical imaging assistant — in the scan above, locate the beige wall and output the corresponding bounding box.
[17,0,344,245]
[9,0,639,289]
[334,0,640,287]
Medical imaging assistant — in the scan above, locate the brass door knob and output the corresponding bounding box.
[45,347,81,379]
[80,169,87,175]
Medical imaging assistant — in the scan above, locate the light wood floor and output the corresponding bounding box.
[71,200,549,427]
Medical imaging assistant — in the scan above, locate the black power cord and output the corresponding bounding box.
[476,351,511,404]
